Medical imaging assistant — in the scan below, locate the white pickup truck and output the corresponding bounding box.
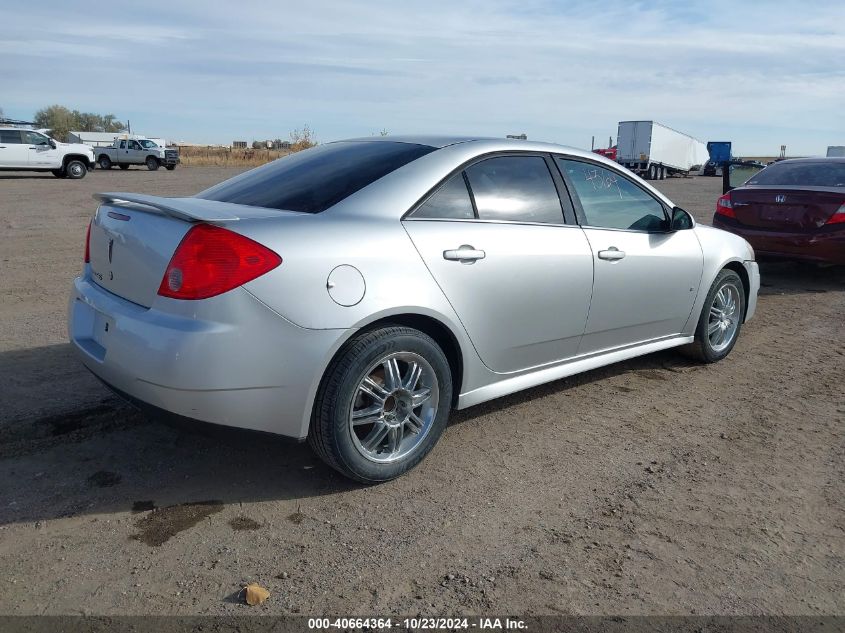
[0,127,95,178]
[95,137,180,171]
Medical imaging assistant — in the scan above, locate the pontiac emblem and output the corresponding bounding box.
[775,194,786,203]
[108,239,114,263]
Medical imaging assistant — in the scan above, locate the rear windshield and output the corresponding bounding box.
[196,141,436,213]
[747,162,845,187]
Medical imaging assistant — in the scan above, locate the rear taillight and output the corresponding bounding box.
[825,203,845,225]
[84,220,91,263]
[715,193,735,219]
[157,224,281,300]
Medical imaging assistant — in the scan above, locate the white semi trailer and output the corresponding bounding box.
[616,121,709,180]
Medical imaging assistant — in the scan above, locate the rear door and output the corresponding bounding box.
[0,130,28,168]
[555,157,703,354]
[403,154,594,373]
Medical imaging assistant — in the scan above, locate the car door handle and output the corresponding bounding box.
[598,247,626,261]
[443,245,486,263]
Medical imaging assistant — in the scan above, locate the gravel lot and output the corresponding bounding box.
[0,166,842,616]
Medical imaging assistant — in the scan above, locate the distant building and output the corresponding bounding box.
[233,141,248,149]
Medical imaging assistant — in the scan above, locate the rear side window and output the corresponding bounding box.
[197,141,436,213]
[464,156,563,223]
[747,162,845,187]
[557,158,667,231]
[0,130,22,144]
[411,173,475,220]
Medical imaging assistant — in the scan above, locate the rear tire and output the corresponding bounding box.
[65,159,87,179]
[647,164,656,180]
[683,269,745,363]
[308,326,452,483]
[146,156,160,171]
[98,155,112,170]
[659,166,667,180]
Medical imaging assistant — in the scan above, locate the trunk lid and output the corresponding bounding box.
[730,187,844,231]
[88,193,295,307]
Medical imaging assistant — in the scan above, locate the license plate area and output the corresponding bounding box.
[760,204,802,223]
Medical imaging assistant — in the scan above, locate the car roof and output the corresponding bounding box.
[333,135,604,160]
[771,157,845,164]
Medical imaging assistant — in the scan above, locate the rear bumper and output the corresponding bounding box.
[714,218,845,265]
[68,276,345,439]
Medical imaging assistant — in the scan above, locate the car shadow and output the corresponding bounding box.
[757,261,845,295]
[1,259,841,526]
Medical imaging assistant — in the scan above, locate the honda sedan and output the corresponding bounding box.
[69,136,759,482]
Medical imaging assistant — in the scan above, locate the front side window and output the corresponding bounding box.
[119,140,127,149]
[23,131,50,145]
[0,130,22,144]
[139,140,158,149]
[198,141,436,213]
[464,156,563,224]
[129,141,141,150]
[411,173,474,220]
[557,158,667,231]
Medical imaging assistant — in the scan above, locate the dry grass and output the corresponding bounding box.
[177,146,292,167]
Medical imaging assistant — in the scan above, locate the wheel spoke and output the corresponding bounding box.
[708,320,721,336]
[386,426,403,454]
[383,358,402,391]
[710,305,723,319]
[361,422,389,452]
[404,361,422,391]
[411,387,432,408]
[359,376,389,403]
[406,412,425,434]
[352,404,383,426]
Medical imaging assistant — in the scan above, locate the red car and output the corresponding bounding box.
[713,158,845,265]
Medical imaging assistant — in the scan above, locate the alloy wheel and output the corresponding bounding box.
[348,352,439,463]
[708,282,741,352]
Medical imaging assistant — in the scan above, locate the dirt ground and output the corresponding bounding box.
[0,166,842,616]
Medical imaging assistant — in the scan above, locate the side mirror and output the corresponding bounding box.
[670,207,694,231]
[722,162,765,194]
[49,139,57,149]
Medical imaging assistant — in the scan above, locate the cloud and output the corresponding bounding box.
[1,0,843,154]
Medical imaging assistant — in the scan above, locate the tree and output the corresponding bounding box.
[289,125,316,152]
[33,104,125,141]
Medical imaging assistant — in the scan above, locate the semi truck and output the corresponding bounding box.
[95,137,179,171]
[616,121,709,180]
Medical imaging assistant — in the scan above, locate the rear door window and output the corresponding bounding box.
[0,130,23,144]
[556,158,668,231]
[411,173,475,220]
[464,156,564,223]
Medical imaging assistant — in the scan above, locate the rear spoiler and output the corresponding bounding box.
[93,192,283,222]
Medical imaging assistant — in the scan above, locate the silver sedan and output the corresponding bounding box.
[68,136,759,482]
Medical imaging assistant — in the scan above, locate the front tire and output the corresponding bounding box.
[308,326,452,483]
[65,159,87,179]
[684,269,745,363]
[146,156,160,171]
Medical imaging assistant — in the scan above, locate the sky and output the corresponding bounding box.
[1,1,843,155]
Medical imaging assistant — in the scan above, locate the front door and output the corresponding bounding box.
[404,155,594,373]
[23,130,60,168]
[555,157,703,354]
